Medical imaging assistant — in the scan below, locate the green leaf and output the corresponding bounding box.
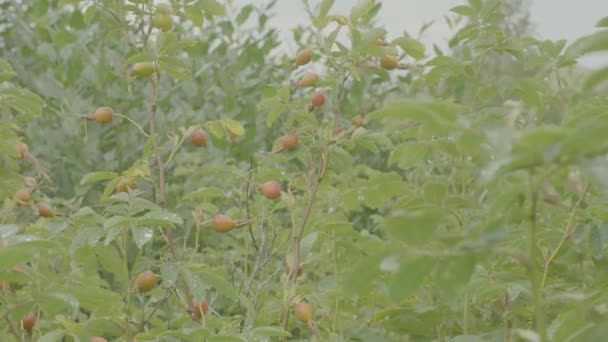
[597,16,608,28]
[200,0,225,16]
[436,254,476,295]
[389,256,435,301]
[185,5,204,27]
[589,224,603,258]
[236,5,253,25]
[253,326,292,338]
[131,226,154,249]
[450,5,475,16]
[548,308,595,341]
[565,29,608,58]
[206,120,225,139]
[368,99,458,125]
[383,208,443,244]
[207,335,246,342]
[80,171,118,185]
[319,0,335,18]
[197,268,237,299]
[0,58,16,83]
[583,66,608,91]
[344,253,385,295]
[220,119,245,136]
[393,37,426,60]
[350,0,375,22]
[137,211,183,227]
[0,86,45,117]
[37,331,65,342]
[0,240,57,267]
[388,142,429,169]
[159,56,191,80]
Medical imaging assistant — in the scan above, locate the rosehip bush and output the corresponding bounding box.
[1,0,608,341]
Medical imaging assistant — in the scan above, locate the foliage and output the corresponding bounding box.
[1,0,608,341]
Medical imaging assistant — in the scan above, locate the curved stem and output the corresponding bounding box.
[114,113,149,137]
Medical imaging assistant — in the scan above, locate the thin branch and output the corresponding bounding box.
[245,158,259,252]
[147,67,194,316]
[281,149,327,331]
[142,288,171,327]
[553,68,568,111]
[91,1,136,48]
[541,184,590,288]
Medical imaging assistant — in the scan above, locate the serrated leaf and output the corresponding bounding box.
[206,120,225,139]
[200,0,225,16]
[350,0,375,22]
[565,30,608,58]
[319,0,335,18]
[197,268,237,299]
[0,240,56,267]
[131,226,154,249]
[0,87,45,117]
[37,331,65,342]
[104,227,122,246]
[185,5,204,26]
[344,253,385,295]
[221,119,245,136]
[388,142,428,169]
[253,326,291,338]
[589,224,603,258]
[383,208,442,244]
[80,171,118,185]
[207,336,246,342]
[137,211,183,227]
[450,5,475,16]
[389,256,435,301]
[0,58,16,82]
[393,36,426,60]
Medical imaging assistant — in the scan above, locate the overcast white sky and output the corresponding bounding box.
[233,0,608,68]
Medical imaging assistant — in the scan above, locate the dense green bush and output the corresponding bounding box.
[2,0,608,341]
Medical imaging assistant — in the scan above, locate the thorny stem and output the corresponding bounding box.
[540,184,589,288]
